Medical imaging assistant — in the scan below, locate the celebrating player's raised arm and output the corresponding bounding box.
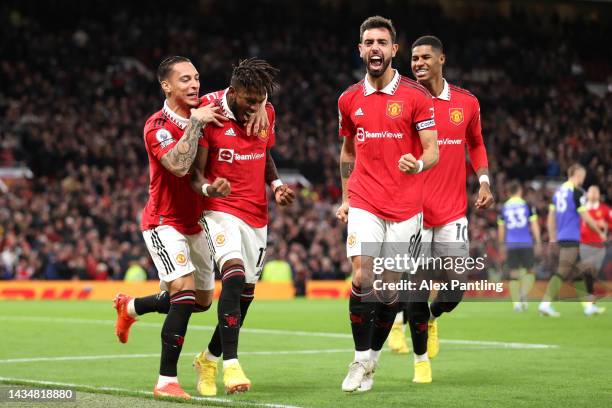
[160,104,227,178]
[398,129,438,174]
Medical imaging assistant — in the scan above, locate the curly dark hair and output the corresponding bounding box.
[230,58,279,95]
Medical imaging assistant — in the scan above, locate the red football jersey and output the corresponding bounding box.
[198,89,275,228]
[141,101,205,235]
[338,71,436,222]
[581,202,612,246]
[422,80,488,228]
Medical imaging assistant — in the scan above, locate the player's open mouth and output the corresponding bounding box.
[369,55,383,69]
[186,92,198,99]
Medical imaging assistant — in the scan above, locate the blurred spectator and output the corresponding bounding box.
[0,0,610,281]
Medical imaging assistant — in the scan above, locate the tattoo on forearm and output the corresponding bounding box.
[340,161,354,178]
[167,117,203,174]
[265,151,279,184]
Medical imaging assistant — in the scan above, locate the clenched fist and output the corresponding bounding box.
[205,177,231,197]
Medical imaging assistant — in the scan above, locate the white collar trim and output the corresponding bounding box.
[364,70,400,96]
[434,79,451,101]
[162,100,190,130]
[221,88,236,121]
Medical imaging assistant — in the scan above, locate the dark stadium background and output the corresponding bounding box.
[1,0,611,290]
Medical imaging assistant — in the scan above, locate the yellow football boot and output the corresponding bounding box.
[223,361,251,394]
[388,322,410,354]
[427,320,439,359]
[193,352,218,396]
[412,360,432,384]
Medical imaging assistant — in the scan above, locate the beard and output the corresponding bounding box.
[364,55,391,78]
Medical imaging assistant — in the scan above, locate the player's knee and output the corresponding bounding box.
[220,263,246,303]
[194,302,212,312]
[168,273,195,294]
[161,331,187,350]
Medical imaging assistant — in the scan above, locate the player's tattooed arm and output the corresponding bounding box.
[161,104,227,177]
[340,162,354,178]
[161,117,204,177]
[336,137,356,223]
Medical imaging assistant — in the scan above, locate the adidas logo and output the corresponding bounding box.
[355,108,364,116]
[224,128,236,136]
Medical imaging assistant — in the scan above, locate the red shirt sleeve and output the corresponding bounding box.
[338,93,355,139]
[266,103,276,148]
[413,91,436,131]
[466,97,489,172]
[145,125,178,161]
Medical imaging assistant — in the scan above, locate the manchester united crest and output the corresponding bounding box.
[449,108,464,125]
[175,252,187,266]
[347,233,357,248]
[258,128,269,141]
[386,101,403,119]
[215,233,226,246]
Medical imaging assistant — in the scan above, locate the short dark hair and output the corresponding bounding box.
[507,180,522,195]
[411,35,444,53]
[360,15,396,43]
[157,56,192,83]
[230,58,279,95]
[567,163,585,177]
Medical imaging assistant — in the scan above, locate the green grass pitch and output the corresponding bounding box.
[0,299,610,407]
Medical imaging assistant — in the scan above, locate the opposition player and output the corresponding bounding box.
[538,164,605,317]
[336,16,438,391]
[579,185,609,315]
[190,58,295,396]
[117,56,228,400]
[387,36,494,376]
[497,181,541,312]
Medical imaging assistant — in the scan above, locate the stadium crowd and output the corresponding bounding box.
[1,1,611,283]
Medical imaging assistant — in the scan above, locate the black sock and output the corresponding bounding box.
[159,290,195,376]
[584,274,594,295]
[430,288,464,318]
[218,264,246,360]
[349,283,374,351]
[135,291,209,315]
[407,302,430,355]
[207,285,254,357]
[371,300,399,351]
[402,301,410,325]
[135,291,170,315]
